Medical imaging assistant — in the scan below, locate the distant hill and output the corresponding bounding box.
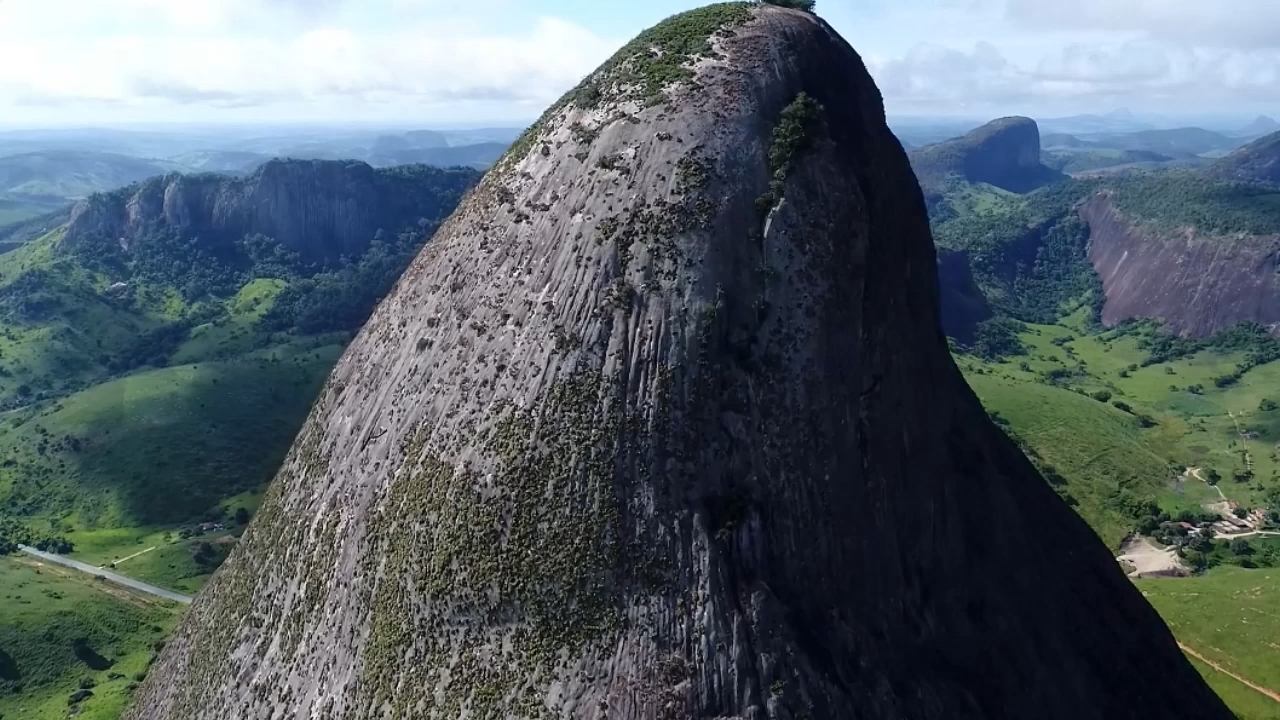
[66,159,477,264]
[909,117,1065,220]
[1043,149,1177,175]
[0,150,177,199]
[1205,131,1280,185]
[1239,115,1280,138]
[1093,127,1242,156]
[0,206,72,250]
[168,150,271,174]
[1042,133,1091,149]
[367,141,509,169]
[1038,109,1155,136]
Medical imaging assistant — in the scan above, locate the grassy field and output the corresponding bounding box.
[961,309,1280,546]
[960,308,1280,718]
[0,556,183,720]
[1186,655,1280,720]
[1137,567,1280,718]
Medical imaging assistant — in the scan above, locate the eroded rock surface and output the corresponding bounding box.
[1084,193,1280,336]
[126,5,1231,720]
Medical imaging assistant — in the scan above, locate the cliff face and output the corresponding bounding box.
[1083,194,1280,336]
[910,116,1065,194]
[936,248,991,341]
[66,159,480,262]
[1206,130,1280,185]
[126,5,1230,720]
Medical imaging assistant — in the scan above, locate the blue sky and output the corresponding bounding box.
[0,0,1276,127]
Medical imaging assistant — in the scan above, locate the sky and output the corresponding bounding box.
[0,0,1277,127]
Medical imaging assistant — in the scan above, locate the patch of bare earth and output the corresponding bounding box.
[1117,537,1187,578]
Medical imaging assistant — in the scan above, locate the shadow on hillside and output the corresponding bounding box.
[72,639,113,671]
[58,349,339,526]
[0,647,19,681]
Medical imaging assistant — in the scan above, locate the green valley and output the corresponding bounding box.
[0,159,479,713]
[925,125,1280,718]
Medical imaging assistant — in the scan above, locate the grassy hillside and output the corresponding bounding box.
[0,556,182,720]
[1138,567,1280,719]
[0,341,341,529]
[0,165,478,715]
[959,314,1280,718]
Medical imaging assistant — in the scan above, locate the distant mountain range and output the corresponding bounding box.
[0,127,521,228]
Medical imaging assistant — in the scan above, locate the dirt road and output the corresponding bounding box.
[1179,642,1280,705]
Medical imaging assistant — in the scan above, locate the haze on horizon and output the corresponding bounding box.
[0,0,1277,129]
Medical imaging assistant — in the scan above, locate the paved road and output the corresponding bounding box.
[18,545,193,604]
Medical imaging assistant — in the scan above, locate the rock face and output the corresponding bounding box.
[1206,130,1280,185]
[910,116,1065,194]
[125,5,1231,720]
[65,159,480,262]
[936,248,991,341]
[1083,194,1280,336]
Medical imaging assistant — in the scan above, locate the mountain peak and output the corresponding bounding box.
[909,115,1065,194]
[1240,115,1280,138]
[126,6,1230,720]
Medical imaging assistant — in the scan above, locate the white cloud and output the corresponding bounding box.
[0,0,620,123]
[856,0,1280,117]
[1005,0,1280,49]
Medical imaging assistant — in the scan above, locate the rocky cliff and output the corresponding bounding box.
[125,5,1230,720]
[936,248,991,341]
[1206,130,1280,185]
[65,159,480,262]
[910,116,1065,194]
[1083,193,1280,336]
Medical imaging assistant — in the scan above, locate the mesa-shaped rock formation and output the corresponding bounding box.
[126,4,1231,720]
[66,159,479,262]
[910,116,1065,194]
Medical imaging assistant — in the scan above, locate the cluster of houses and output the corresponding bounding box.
[1174,502,1270,537]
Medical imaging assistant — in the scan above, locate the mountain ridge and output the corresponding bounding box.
[66,159,479,263]
[1206,130,1280,185]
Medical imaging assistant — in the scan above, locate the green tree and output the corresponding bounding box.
[234,507,250,525]
[1230,538,1253,556]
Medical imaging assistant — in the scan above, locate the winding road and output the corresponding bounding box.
[18,545,193,604]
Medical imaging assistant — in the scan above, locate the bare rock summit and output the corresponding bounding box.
[126,4,1231,720]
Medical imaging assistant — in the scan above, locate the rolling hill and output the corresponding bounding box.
[1206,131,1280,185]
